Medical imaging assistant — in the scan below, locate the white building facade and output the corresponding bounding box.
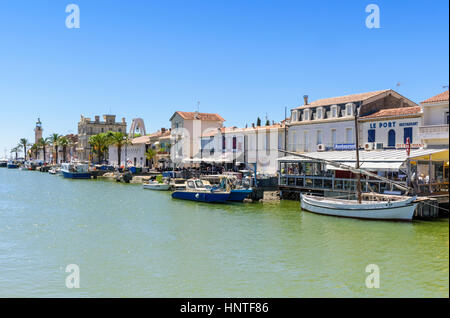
[418,90,449,148]
[288,89,418,152]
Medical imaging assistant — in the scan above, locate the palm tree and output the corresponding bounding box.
[19,138,29,161]
[38,137,50,163]
[89,133,109,164]
[10,146,21,160]
[30,143,38,160]
[58,136,69,163]
[49,133,61,164]
[145,148,157,169]
[107,131,129,167]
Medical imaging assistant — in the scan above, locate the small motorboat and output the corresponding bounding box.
[143,180,170,191]
[300,193,417,221]
[49,167,60,175]
[7,160,19,169]
[172,179,230,203]
[61,162,91,179]
[0,159,8,167]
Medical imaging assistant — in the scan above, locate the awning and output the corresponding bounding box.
[325,162,357,170]
[325,161,403,171]
[361,162,403,171]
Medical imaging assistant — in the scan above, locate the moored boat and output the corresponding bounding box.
[7,160,19,169]
[143,180,170,191]
[61,162,91,179]
[300,193,417,221]
[171,179,230,203]
[0,159,8,167]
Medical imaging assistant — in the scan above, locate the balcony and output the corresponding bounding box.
[419,125,449,140]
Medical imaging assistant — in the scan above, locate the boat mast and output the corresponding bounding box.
[354,103,362,203]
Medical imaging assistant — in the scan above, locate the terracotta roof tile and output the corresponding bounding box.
[421,90,449,104]
[174,111,225,121]
[295,89,391,109]
[361,106,422,119]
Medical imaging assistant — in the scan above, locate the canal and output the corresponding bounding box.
[0,168,448,297]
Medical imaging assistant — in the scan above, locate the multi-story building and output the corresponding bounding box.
[77,114,126,161]
[288,89,417,152]
[170,111,225,164]
[200,123,287,175]
[418,90,449,148]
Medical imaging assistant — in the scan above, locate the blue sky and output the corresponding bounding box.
[0,0,448,154]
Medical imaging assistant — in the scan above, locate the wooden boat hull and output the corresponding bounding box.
[228,189,253,202]
[172,191,230,203]
[300,194,416,221]
[143,183,170,191]
[61,171,92,179]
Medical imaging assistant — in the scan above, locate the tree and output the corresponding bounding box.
[49,133,61,164]
[145,148,157,169]
[10,146,21,160]
[30,144,38,160]
[58,136,69,163]
[19,138,29,161]
[265,119,270,126]
[256,117,261,127]
[89,133,109,164]
[107,131,129,167]
[38,137,50,163]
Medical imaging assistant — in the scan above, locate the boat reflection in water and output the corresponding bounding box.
[172,179,230,203]
[61,162,91,179]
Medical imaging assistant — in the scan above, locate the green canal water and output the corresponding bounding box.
[0,168,448,297]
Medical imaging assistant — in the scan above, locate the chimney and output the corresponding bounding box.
[161,128,166,133]
[95,116,100,122]
[122,117,126,124]
[252,123,255,128]
[303,95,309,105]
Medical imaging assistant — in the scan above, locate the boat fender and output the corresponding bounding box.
[195,193,200,199]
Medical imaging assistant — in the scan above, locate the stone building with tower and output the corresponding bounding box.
[76,114,127,161]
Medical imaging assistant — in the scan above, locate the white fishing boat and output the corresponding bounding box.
[143,180,170,191]
[301,193,417,221]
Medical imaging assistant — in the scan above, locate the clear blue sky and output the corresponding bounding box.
[0,0,448,154]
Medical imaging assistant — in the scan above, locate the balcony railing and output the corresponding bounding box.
[419,124,449,135]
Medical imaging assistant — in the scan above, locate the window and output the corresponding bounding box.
[304,109,309,121]
[446,111,449,124]
[316,130,322,145]
[403,127,413,144]
[291,131,297,151]
[303,131,309,152]
[368,129,376,142]
[331,129,337,146]
[345,128,353,143]
[222,136,226,150]
[346,103,354,117]
[388,129,396,147]
[316,108,323,120]
[292,110,298,122]
[331,105,338,118]
[232,136,237,150]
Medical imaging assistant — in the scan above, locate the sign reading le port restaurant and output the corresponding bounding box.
[359,106,422,149]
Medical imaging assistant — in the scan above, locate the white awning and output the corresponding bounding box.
[325,162,357,170]
[325,161,403,171]
[361,162,403,171]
